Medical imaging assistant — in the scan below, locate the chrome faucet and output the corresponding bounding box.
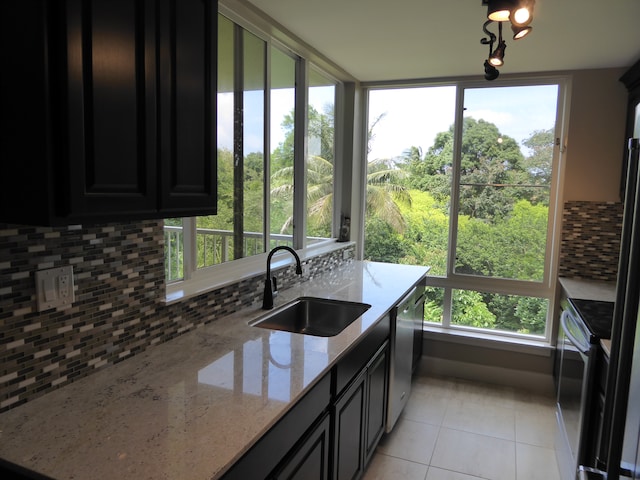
[262,246,303,309]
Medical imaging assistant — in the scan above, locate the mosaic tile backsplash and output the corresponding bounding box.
[559,201,623,281]
[0,221,353,412]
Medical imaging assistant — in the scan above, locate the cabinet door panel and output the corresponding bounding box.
[333,369,366,480]
[273,414,330,480]
[158,0,217,214]
[365,343,388,465]
[63,0,157,217]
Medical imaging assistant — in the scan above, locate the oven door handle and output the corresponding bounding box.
[560,310,591,354]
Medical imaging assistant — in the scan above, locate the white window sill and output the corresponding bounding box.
[423,325,553,357]
[165,240,355,304]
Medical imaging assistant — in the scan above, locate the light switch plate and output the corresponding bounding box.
[35,266,75,312]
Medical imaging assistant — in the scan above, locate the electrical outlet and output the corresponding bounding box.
[35,266,75,311]
[59,274,70,298]
[302,265,310,278]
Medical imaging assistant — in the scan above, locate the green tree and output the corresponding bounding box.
[452,290,497,329]
[363,217,407,263]
[395,190,448,275]
[517,128,555,206]
[406,117,527,220]
[366,159,411,233]
[271,108,411,238]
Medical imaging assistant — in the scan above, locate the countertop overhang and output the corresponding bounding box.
[0,261,429,480]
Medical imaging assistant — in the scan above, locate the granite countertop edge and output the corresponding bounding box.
[0,261,429,480]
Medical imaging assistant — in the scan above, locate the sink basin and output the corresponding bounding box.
[250,297,371,337]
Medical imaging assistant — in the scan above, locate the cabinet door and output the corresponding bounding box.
[157,0,217,215]
[272,414,331,480]
[61,0,158,219]
[333,369,366,480]
[365,343,388,465]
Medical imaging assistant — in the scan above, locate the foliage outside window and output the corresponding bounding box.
[164,14,337,283]
[365,83,562,338]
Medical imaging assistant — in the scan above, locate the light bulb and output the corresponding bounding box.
[513,7,531,25]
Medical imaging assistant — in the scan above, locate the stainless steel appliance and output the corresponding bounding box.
[587,137,640,480]
[386,285,425,432]
[555,298,614,479]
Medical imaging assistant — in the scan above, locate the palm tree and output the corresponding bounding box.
[366,159,411,232]
[271,155,411,235]
[270,107,410,237]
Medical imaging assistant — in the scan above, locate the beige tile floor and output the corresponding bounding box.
[363,375,561,480]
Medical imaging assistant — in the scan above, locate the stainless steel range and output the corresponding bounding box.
[555,297,614,480]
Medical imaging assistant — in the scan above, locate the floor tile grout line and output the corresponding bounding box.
[436,424,517,443]
[424,424,441,467]
[372,450,432,468]
[371,375,561,480]
[426,464,492,480]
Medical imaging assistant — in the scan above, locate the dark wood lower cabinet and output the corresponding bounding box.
[221,374,331,480]
[333,341,389,480]
[365,344,389,465]
[272,414,331,480]
[222,335,390,480]
[333,368,367,480]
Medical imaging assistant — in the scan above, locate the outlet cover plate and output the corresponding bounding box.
[35,266,75,312]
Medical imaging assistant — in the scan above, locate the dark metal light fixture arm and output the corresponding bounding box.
[480,20,496,47]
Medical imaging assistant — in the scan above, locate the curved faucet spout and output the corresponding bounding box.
[262,246,303,310]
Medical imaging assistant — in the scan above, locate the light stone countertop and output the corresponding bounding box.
[0,261,429,480]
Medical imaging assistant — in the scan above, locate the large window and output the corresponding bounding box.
[165,14,338,283]
[365,81,565,340]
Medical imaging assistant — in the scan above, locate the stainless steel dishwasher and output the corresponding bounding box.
[386,285,425,432]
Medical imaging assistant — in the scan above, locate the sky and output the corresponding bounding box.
[367,84,559,160]
[218,86,331,155]
[218,83,560,160]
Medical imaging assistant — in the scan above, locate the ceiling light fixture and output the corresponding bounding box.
[488,21,506,66]
[486,0,513,22]
[484,60,500,81]
[511,23,532,40]
[480,0,535,80]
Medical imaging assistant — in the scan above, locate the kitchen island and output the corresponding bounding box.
[0,261,428,480]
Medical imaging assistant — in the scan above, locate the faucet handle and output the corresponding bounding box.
[272,276,278,296]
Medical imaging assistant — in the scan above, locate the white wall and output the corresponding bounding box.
[563,68,629,202]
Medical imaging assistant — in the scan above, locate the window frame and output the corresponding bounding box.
[362,75,571,344]
[166,9,345,301]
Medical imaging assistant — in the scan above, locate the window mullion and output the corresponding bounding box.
[264,41,271,252]
[233,24,244,260]
[292,58,308,250]
[447,85,465,278]
[442,287,453,328]
[183,217,197,280]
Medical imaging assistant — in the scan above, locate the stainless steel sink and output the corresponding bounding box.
[249,297,371,337]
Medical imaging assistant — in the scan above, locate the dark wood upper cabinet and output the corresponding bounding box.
[0,0,217,226]
[157,0,217,215]
[62,0,158,219]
